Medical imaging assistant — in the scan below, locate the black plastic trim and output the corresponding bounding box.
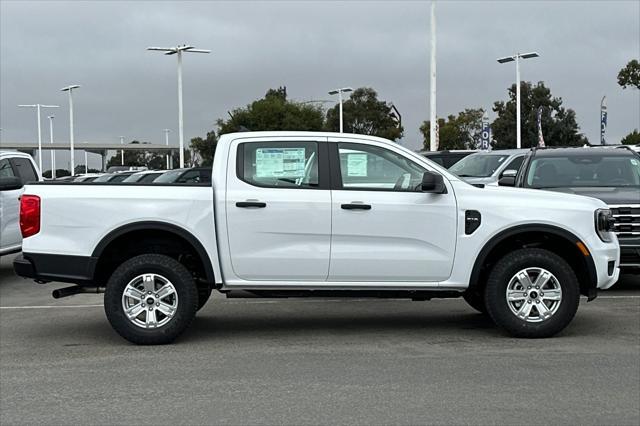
[469,224,598,296]
[92,221,215,283]
[14,253,98,285]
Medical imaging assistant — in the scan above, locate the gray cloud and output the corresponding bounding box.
[1,0,639,170]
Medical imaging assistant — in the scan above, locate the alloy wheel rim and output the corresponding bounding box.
[505,267,562,323]
[121,273,178,329]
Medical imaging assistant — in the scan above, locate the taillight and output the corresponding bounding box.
[20,195,41,238]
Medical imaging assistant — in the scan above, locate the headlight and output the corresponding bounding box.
[595,208,615,242]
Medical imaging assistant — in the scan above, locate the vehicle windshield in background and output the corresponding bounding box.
[153,169,183,183]
[449,154,509,178]
[92,174,114,182]
[526,155,640,188]
[122,172,162,183]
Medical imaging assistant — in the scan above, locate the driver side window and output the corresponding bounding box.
[337,143,426,191]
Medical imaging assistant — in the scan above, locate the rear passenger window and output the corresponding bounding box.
[0,159,15,178]
[238,142,319,189]
[10,158,38,184]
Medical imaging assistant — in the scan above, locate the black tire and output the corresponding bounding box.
[485,248,580,338]
[463,289,487,314]
[197,286,212,311]
[104,254,198,345]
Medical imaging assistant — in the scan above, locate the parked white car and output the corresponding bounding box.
[449,149,528,186]
[13,132,619,344]
[0,151,41,255]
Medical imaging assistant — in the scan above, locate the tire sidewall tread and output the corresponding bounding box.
[484,248,580,338]
[104,254,198,345]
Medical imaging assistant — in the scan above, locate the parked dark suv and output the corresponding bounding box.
[502,146,640,272]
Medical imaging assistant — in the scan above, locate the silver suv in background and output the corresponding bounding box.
[449,149,528,186]
[0,151,41,255]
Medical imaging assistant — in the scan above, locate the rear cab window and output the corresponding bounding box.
[9,157,38,184]
[238,141,320,189]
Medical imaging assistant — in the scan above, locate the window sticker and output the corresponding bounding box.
[255,148,306,178]
[631,159,638,166]
[347,153,368,177]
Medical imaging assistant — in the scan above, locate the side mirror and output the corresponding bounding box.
[498,176,516,187]
[421,171,446,193]
[500,169,518,178]
[0,176,23,191]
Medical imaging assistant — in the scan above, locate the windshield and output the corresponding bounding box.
[153,170,183,183]
[449,154,509,178]
[526,155,640,188]
[93,174,114,182]
[122,173,144,182]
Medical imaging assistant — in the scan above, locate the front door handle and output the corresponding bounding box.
[341,203,371,210]
[236,201,267,208]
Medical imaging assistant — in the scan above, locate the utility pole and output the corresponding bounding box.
[328,87,353,133]
[497,52,539,149]
[61,85,80,174]
[429,0,438,151]
[164,129,171,169]
[18,104,59,173]
[147,45,210,168]
[48,115,56,178]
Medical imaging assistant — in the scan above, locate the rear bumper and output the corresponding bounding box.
[13,253,97,285]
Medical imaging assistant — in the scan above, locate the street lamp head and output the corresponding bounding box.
[329,87,354,95]
[61,85,81,91]
[520,52,540,59]
[148,45,210,55]
[497,56,515,64]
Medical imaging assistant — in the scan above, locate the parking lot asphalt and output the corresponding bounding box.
[1,253,639,425]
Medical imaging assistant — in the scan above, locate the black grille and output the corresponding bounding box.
[609,205,640,239]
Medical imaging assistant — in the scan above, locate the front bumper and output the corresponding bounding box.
[590,241,620,290]
[619,242,640,270]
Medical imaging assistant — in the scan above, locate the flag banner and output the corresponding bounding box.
[600,96,607,145]
[480,118,491,150]
[537,106,545,148]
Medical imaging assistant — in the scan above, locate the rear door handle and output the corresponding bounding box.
[341,203,371,210]
[236,201,267,208]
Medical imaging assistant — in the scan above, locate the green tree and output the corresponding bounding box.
[106,141,166,169]
[216,86,325,135]
[189,130,218,167]
[420,108,484,150]
[325,88,403,141]
[621,129,640,145]
[617,59,640,89]
[42,169,71,178]
[491,81,587,149]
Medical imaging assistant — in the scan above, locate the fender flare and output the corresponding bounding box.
[469,224,597,293]
[92,221,215,283]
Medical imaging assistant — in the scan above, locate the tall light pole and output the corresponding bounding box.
[429,0,437,151]
[164,129,171,169]
[120,136,125,165]
[147,45,210,168]
[328,87,353,133]
[48,115,56,178]
[61,85,81,174]
[497,52,539,149]
[18,104,59,173]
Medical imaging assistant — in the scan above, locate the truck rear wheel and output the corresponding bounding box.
[484,248,579,338]
[104,254,198,345]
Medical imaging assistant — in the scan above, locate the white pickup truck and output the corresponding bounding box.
[13,132,620,344]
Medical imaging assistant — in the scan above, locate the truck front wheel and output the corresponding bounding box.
[104,254,198,345]
[484,248,580,338]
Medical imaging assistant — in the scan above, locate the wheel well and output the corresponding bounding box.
[93,228,214,289]
[469,229,596,298]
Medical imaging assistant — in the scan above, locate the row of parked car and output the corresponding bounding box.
[423,144,640,272]
[58,167,212,184]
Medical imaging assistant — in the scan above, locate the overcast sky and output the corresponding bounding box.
[1,0,639,170]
